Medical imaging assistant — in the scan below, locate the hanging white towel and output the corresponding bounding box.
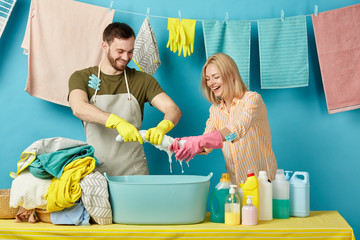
[132,18,161,75]
[21,0,114,106]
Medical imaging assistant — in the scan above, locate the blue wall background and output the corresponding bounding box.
[1,0,359,237]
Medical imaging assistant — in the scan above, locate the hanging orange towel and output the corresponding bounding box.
[21,0,114,106]
[312,4,360,114]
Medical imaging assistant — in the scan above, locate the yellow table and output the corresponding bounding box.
[0,211,355,240]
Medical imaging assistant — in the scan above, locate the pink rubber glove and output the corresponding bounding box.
[172,131,223,163]
[169,138,181,153]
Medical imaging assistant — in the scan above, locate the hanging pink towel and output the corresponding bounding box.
[21,0,114,106]
[312,4,360,114]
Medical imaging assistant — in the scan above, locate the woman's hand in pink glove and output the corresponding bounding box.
[169,138,182,153]
[174,136,204,162]
[171,131,223,163]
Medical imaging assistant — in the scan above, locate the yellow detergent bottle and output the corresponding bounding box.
[240,170,259,219]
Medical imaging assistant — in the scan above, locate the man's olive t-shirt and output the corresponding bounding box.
[68,66,164,118]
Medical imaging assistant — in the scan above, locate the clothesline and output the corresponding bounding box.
[111,5,319,22]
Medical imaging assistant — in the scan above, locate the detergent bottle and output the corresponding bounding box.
[258,171,272,221]
[272,169,290,219]
[289,171,310,217]
[224,185,241,225]
[240,170,259,219]
[242,196,257,225]
[210,173,232,223]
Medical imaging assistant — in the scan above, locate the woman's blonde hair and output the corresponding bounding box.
[201,53,247,105]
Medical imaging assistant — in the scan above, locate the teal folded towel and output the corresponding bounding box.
[28,145,99,179]
[202,20,251,88]
[257,15,309,88]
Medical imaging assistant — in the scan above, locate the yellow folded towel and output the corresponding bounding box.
[45,157,96,212]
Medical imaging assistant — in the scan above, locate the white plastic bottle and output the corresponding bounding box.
[258,171,273,220]
[224,185,241,225]
[272,169,290,219]
[289,171,310,217]
[242,196,257,225]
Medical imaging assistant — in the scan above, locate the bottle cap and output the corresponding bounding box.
[220,173,231,182]
[246,195,253,205]
[229,185,237,194]
[247,169,254,177]
[275,169,285,180]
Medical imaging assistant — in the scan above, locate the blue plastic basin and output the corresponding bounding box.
[104,172,213,224]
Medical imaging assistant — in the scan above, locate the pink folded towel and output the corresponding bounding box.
[22,0,114,106]
[312,3,360,114]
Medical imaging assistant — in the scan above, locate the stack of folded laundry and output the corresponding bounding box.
[9,137,112,225]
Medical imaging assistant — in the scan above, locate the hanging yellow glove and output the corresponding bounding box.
[178,19,196,57]
[145,119,174,145]
[105,114,143,144]
[166,18,180,53]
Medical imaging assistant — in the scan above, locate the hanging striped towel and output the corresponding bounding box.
[202,20,251,88]
[0,0,16,39]
[133,18,161,75]
[312,4,360,114]
[258,15,309,89]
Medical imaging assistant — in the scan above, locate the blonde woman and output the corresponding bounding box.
[170,53,277,184]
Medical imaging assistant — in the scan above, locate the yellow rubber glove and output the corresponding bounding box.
[178,19,196,57]
[105,114,143,144]
[145,119,174,145]
[166,18,180,53]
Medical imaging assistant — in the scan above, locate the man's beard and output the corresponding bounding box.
[107,52,128,72]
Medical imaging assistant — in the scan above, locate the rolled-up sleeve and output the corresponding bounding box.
[225,93,263,142]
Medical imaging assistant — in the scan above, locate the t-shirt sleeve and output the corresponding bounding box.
[68,70,90,97]
[144,74,165,103]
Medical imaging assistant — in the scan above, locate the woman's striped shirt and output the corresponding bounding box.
[204,91,277,185]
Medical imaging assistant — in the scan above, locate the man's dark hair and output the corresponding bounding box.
[103,22,135,44]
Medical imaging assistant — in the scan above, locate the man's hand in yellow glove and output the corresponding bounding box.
[105,114,143,144]
[178,19,196,57]
[145,120,174,145]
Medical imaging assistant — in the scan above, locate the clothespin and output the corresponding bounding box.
[225,12,229,24]
[280,9,285,22]
[178,10,182,21]
[108,1,113,12]
[146,8,150,19]
[314,5,318,16]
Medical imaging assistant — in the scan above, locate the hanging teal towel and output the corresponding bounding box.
[202,20,251,88]
[28,145,100,179]
[257,15,309,89]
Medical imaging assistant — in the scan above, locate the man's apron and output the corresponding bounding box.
[83,93,148,176]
